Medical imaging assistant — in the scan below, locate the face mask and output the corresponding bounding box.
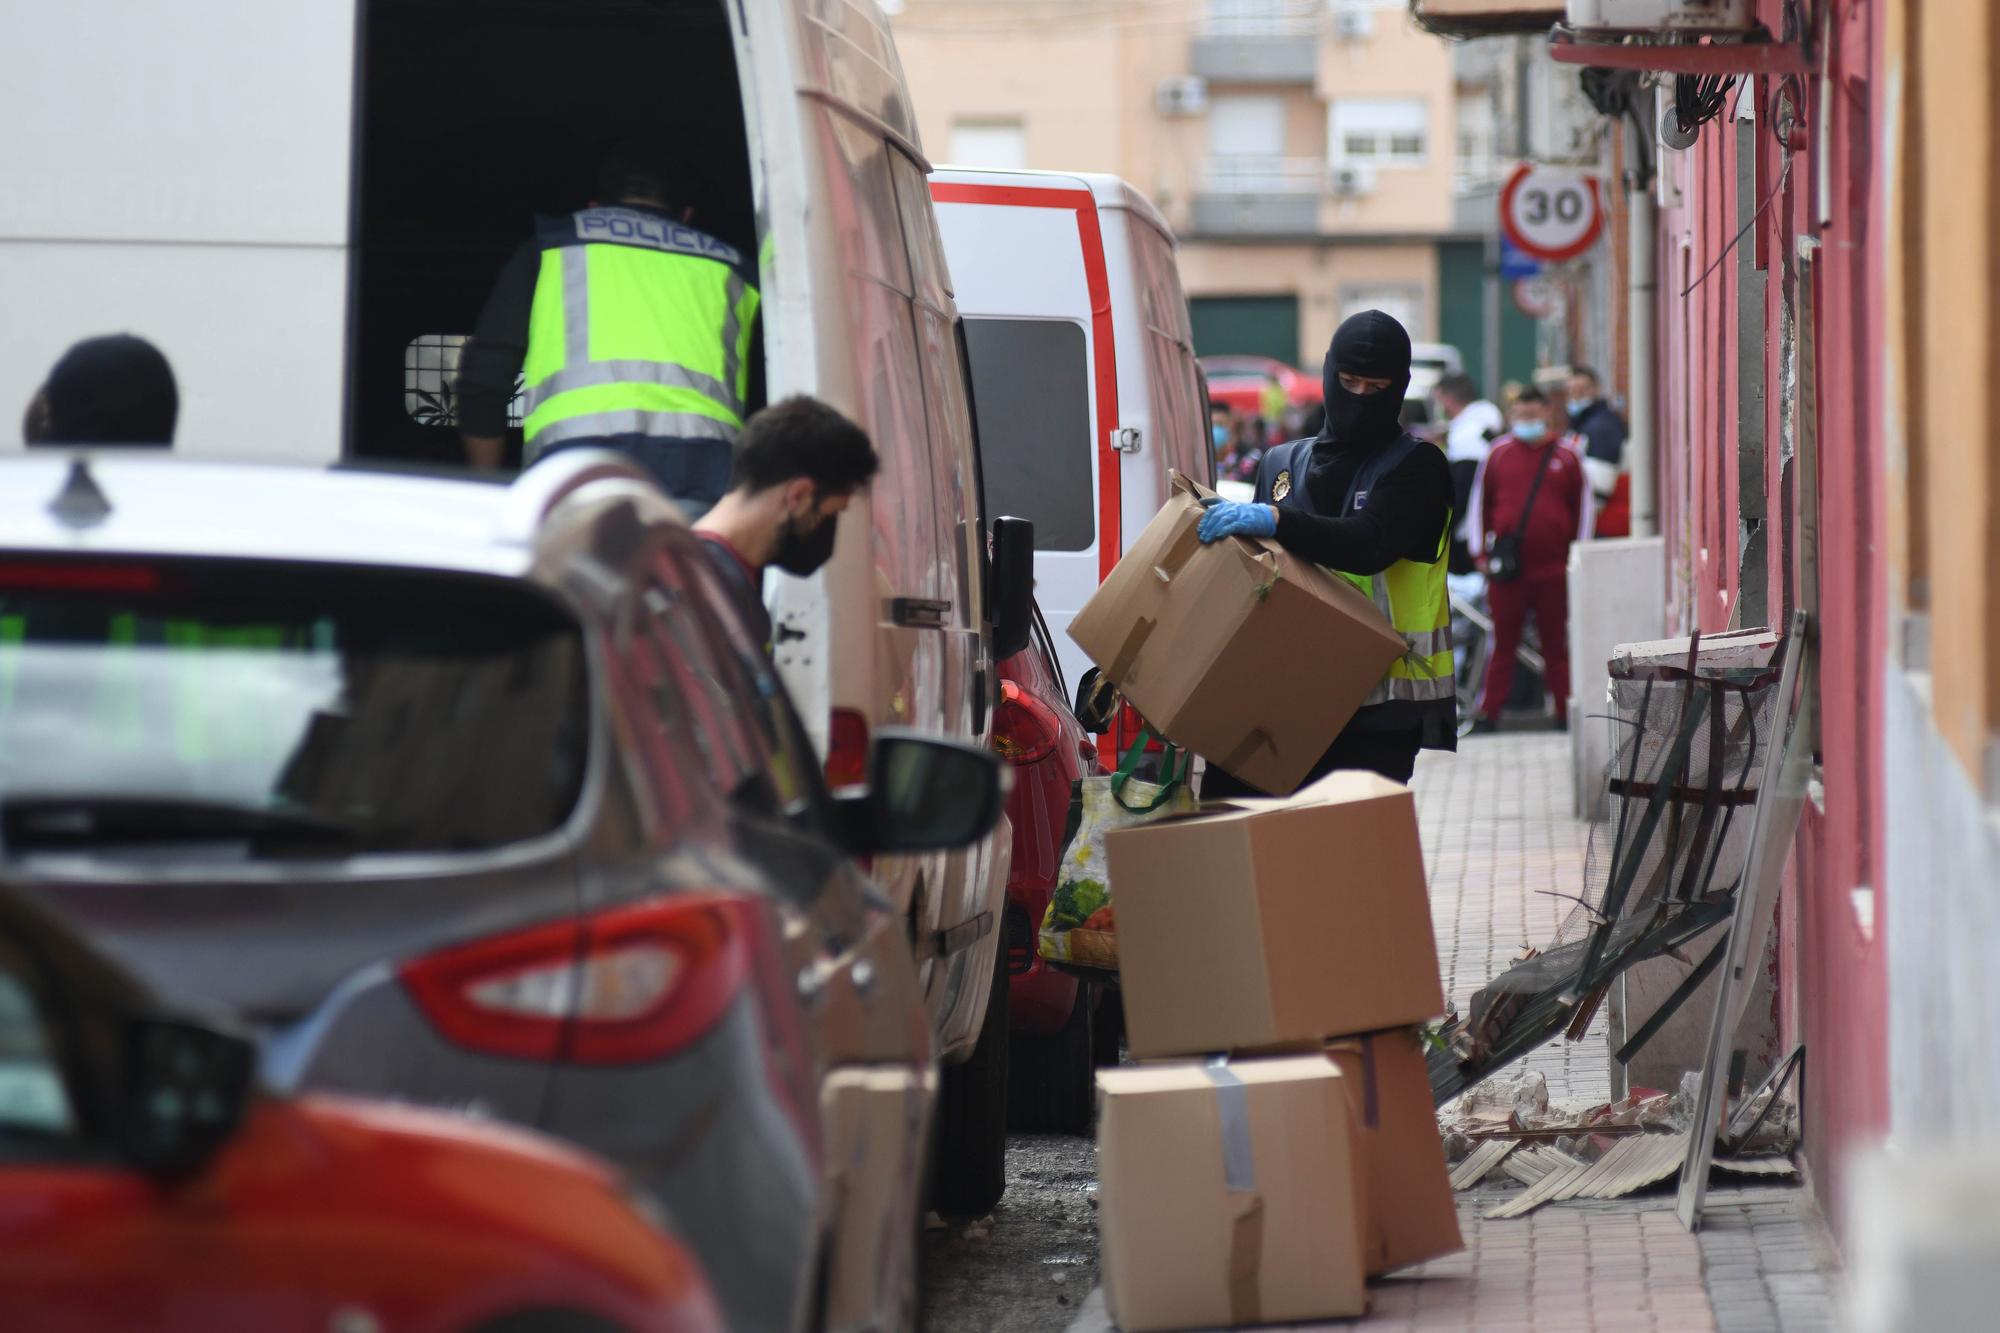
[1327,383,1404,445]
[774,505,839,576]
[1212,424,1230,448]
[1513,420,1549,442]
[1567,397,1593,417]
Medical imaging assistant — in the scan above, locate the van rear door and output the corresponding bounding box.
[932,181,1116,690]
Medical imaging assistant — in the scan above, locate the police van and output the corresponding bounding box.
[929,168,1214,727]
[4,0,1021,1323]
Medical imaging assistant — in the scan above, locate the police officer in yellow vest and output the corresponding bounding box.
[458,141,758,515]
[1195,310,1455,791]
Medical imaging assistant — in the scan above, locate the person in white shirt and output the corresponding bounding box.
[1436,374,1504,574]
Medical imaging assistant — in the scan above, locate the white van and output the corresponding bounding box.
[5,0,1019,1318]
[929,168,1213,703]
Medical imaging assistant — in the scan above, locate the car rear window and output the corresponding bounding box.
[964,317,1095,552]
[0,558,587,857]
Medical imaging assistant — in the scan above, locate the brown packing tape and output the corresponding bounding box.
[1217,727,1276,777]
[1152,517,1205,584]
[1106,616,1156,685]
[1226,1194,1265,1327]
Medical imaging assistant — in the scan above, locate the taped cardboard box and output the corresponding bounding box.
[1327,1032,1464,1275]
[1068,471,1406,796]
[1098,1055,1367,1331]
[1107,770,1446,1060]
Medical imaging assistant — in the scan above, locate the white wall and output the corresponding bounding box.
[1,1,356,460]
[1885,662,2000,1140]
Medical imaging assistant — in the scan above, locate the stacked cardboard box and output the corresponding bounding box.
[1094,772,1464,1332]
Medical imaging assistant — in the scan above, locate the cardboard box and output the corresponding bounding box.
[1097,1055,1367,1331]
[1067,472,1406,796]
[1107,770,1445,1059]
[1327,1032,1465,1275]
[821,1066,935,1331]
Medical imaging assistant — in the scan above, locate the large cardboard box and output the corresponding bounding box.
[1107,770,1446,1059]
[1327,1032,1465,1275]
[1098,1055,1368,1330]
[821,1066,935,1330]
[1067,472,1407,796]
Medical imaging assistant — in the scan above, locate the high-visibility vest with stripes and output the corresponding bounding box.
[1258,436,1454,710]
[522,207,760,460]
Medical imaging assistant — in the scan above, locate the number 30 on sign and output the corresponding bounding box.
[1499,163,1605,264]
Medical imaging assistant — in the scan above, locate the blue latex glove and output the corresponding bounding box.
[1196,500,1278,544]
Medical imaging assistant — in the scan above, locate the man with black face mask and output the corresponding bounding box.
[693,396,879,653]
[1195,310,1456,791]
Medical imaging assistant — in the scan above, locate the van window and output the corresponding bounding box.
[962,318,1095,552]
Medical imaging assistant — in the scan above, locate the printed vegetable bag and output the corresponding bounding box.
[1038,731,1195,971]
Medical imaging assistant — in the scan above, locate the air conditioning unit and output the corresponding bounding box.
[1566,0,1755,33]
[1332,7,1375,40]
[1156,76,1209,118]
[1329,162,1378,197]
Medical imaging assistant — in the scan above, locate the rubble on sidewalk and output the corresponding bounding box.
[1436,1072,1800,1220]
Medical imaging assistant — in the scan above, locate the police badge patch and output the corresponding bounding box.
[1272,470,1292,502]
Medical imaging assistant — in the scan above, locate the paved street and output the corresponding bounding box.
[925,732,1839,1332]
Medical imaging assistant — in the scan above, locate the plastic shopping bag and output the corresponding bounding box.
[1037,728,1196,972]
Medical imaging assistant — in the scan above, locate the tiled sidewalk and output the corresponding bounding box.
[1073,732,1833,1332]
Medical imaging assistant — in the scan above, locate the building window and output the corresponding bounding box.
[1329,97,1429,166]
[947,119,1027,171]
[1341,287,1427,340]
[404,335,522,429]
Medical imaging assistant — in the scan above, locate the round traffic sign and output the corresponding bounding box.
[1513,275,1561,319]
[1498,163,1605,264]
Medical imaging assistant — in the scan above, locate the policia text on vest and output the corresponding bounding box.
[458,204,760,513]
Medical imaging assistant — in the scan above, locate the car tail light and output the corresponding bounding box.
[400,894,752,1066]
[994,680,1060,765]
[0,561,164,592]
[825,707,870,789]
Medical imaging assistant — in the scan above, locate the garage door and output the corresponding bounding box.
[1189,294,1300,366]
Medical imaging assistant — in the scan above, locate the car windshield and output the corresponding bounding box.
[0,558,588,857]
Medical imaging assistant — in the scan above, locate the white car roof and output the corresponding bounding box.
[927,166,1177,247]
[0,451,646,579]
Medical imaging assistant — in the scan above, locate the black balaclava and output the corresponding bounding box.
[1316,309,1412,449]
[32,335,178,447]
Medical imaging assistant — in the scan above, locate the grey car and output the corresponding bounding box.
[0,450,1007,1332]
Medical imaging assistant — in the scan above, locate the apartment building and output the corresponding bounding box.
[888,0,1476,375]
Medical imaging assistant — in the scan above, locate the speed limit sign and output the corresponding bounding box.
[1499,163,1605,264]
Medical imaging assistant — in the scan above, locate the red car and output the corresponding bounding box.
[0,888,723,1333]
[1200,354,1324,419]
[993,603,1117,1133]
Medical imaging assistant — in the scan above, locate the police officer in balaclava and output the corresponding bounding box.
[1194,310,1457,793]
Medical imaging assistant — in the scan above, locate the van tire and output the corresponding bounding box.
[1007,985,1094,1134]
[932,954,1009,1215]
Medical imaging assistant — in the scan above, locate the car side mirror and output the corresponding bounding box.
[835,730,1006,856]
[116,1017,257,1179]
[989,516,1034,662]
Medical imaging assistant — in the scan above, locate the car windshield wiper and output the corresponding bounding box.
[0,797,359,856]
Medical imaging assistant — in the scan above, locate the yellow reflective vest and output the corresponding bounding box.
[522,207,760,460]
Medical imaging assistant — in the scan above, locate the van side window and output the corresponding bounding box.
[962,318,1095,552]
[403,335,523,429]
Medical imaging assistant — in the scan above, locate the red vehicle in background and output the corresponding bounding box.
[1200,354,1324,422]
[992,602,1117,1134]
[0,887,723,1333]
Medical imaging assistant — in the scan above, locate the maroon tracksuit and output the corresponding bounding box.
[1471,434,1591,721]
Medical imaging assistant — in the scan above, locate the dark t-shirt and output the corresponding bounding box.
[696,533,771,654]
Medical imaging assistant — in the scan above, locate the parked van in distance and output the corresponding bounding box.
[930,168,1213,710]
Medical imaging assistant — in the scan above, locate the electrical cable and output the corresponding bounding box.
[1679,152,1792,298]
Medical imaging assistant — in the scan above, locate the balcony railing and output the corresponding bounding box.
[1201,155,1324,196]
[1192,156,1324,236]
[1190,5,1321,83]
